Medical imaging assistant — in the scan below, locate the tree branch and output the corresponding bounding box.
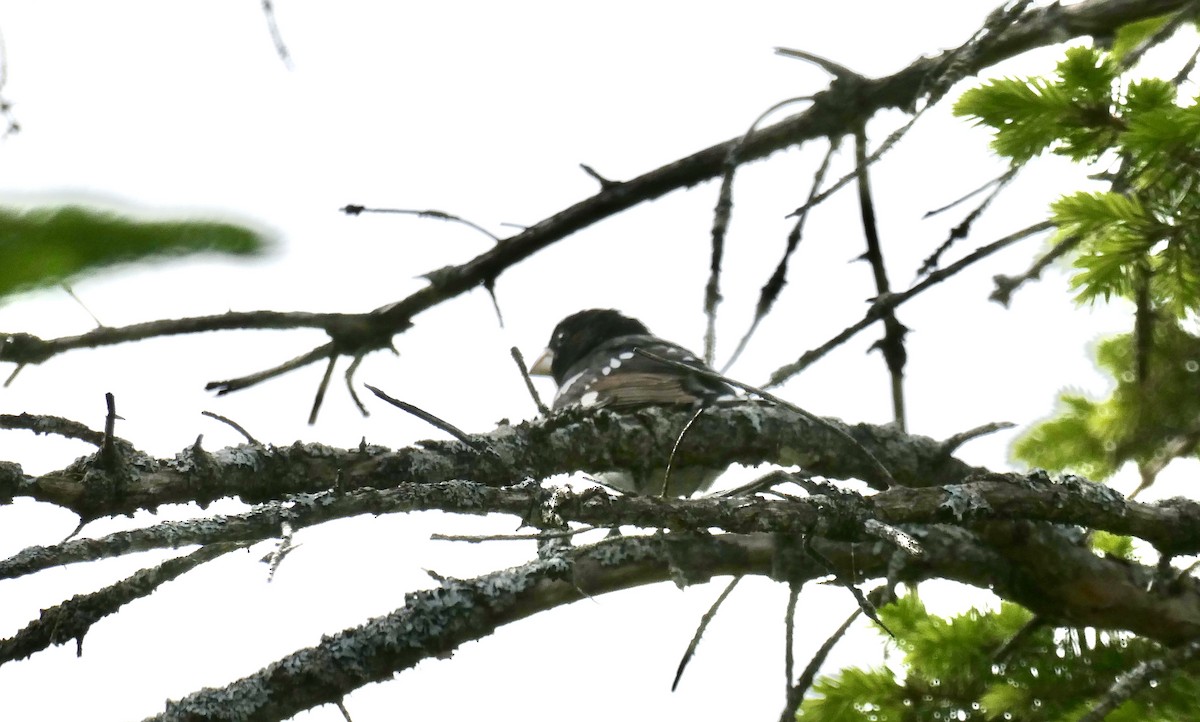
[0,0,1183,399]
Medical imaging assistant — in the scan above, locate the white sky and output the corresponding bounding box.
[0,2,1187,721]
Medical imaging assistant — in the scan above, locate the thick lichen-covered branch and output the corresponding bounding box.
[141,515,1200,722]
[0,404,980,519]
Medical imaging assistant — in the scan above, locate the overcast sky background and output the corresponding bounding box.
[0,2,1190,721]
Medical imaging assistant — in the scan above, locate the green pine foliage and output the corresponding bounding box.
[798,593,1200,721]
[1016,324,1200,479]
[0,203,269,302]
[955,48,1200,317]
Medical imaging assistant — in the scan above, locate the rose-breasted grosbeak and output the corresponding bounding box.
[529,309,733,495]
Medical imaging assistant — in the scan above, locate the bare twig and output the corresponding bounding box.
[510,346,550,416]
[769,221,1052,387]
[704,94,817,367]
[774,47,858,78]
[364,384,487,451]
[917,165,1020,277]
[60,282,104,327]
[579,164,620,189]
[309,355,338,425]
[923,168,1018,219]
[201,411,259,444]
[661,406,708,497]
[345,354,370,417]
[784,582,801,687]
[804,533,892,637]
[207,344,335,396]
[989,233,1080,306]
[260,0,293,69]
[482,277,504,327]
[672,576,742,691]
[722,138,838,373]
[340,204,500,243]
[854,127,907,431]
[1173,43,1200,85]
[938,421,1016,457]
[101,392,121,471]
[780,608,862,721]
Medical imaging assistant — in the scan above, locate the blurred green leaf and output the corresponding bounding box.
[1015,324,1200,479]
[0,203,269,301]
[1092,530,1137,560]
[1110,15,1174,63]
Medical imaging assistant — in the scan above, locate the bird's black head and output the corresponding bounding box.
[541,309,649,384]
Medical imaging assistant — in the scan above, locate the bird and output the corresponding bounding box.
[529,308,733,495]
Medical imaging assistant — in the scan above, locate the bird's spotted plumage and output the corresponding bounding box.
[532,309,731,411]
[529,309,733,496]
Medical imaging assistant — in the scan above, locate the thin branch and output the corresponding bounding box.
[673,576,742,691]
[938,421,1016,457]
[774,47,858,78]
[989,233,1080,306]
[854,127,907,431]
[1172,43,1200,85]
[722,138,838,373]
[340,204,500,242]
[0,542,247,664]
[661,406,708,497]
[364,384,488,451]
[704,150,735,366]
[309,354,338,425]
[784,582,801,688]
[344,354,369,417]
[768,220,1053,388]
[482,277,504,327]
[260,0,293,69]
[510,346,550,416]
[206,343,335,395]
[201,411,259,444]
[0,412,106,446]
[60,282,104,327]
[704,94,817,367]
[923,168,1018,219]
[917,165,1020,277]
[1,312,353,367]
[780,608,862,721]
[579,163,620,190]
[100,392,121,471]
[803,531,892,636]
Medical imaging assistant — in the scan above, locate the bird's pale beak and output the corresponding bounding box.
[529,349,554,376]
